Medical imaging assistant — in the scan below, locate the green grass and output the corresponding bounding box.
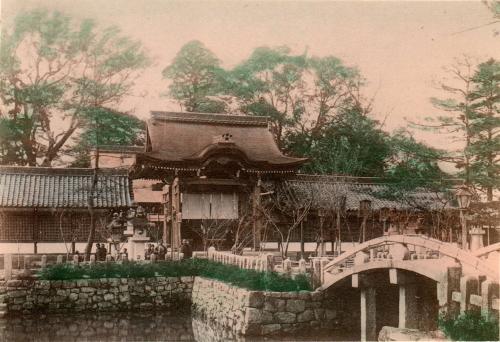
[37,258,312,292]
[439,311,499,341]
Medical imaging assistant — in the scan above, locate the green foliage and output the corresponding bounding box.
[69,107,145,167]
[416,58,499,199]
[439,311,499,341]
[288,109,391,177]
[0,9,149,166]
[162,40,227,113]
[37,259,312,292]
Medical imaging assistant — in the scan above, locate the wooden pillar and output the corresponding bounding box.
[171,177,182,252]
[33,208,39,254]
[361,287,377,342]
[252,176,262,251]
[162,184,172,245]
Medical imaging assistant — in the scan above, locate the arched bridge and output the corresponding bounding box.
[316,235,499,341]
[320,234,499,290]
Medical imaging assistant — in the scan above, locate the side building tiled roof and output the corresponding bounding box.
[0,166,133,208]
[268,174,455,211]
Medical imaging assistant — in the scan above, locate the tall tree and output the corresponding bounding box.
[162,40,226,113]
[412,57,499,199]
[70,108,145,167]
[226,46,308,147]
[0,9,149,166]
[468,59,500,200]
[287,108,391,176]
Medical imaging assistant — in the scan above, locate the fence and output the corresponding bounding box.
[0,250,195,281]
[0,249,340,283]
[204,248,339,282]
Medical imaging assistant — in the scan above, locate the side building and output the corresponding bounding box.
[0,167,133,254]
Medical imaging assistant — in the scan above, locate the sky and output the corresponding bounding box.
[2,0,500,153]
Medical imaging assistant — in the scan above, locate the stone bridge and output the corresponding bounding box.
[318,235,499,341]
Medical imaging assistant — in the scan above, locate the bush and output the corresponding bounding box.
[439,311,499,341]
[37,259,312,292]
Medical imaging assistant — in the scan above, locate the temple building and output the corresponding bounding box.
[130,111,308,251]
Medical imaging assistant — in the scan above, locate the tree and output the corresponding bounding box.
[468,59,500,200]
[0,9,149,166]
[288,109,391,176]
[411,57,499,200]
[226,46,308,147]
[260,181,313,258]
[162,40,227,113]
[70,108,145,167]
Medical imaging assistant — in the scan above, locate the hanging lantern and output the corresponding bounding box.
[455,185,473,210]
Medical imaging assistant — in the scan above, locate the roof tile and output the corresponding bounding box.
[0,167,132,209]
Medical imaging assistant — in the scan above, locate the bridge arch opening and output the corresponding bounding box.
[321,268,439,341]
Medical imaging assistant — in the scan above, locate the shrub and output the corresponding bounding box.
[37,259,312,292]
[439,311,499,341]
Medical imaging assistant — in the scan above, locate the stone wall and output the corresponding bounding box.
[0,277,193,314]
[191,277,338,336]
[0,276,342,337]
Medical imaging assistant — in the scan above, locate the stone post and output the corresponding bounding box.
[56,255,63,264]
[298,258,306,273]
[361,287,377,342]
[320,258,329,284]
[4,254,12,281]
[73,254,79,265]
[312,259,322,289]
[399,283,418,329]
[266,254,274,272]
[24,255,30,270]
[481,279,498,318]
[41,255,47,269]
[90,255,96,265]
[460,275,479,313]
[151,254,157,263]
[469,228,485,252]
[283,258,292,273]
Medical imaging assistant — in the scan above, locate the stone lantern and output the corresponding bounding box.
[107,212,126,256]
[125,206,153,260]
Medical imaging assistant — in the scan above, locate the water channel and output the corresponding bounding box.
[0,311,357,342]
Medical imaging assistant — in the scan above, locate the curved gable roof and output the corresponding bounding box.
[139,111,307,170]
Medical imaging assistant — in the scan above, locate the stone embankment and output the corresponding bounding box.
[0,276,341,337]
[0,277,193,314]
[191,277,337,336]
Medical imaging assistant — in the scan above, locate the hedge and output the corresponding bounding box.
[37,258,312,292]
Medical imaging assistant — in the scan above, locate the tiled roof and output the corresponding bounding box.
[0,167,133,208]
[269,174,454,211]
[138,111,307,170]
[92,145,145,153]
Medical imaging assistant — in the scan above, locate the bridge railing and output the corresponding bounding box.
[322,235,499,283]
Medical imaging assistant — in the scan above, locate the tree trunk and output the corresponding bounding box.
[84,147,99,260]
